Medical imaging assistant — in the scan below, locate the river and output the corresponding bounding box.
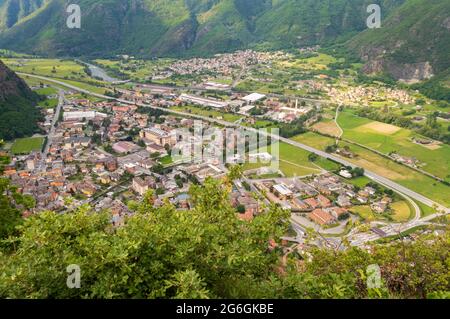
[77,60,119,83]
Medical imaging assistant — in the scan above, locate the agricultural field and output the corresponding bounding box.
[277,53,337,70]
[311,118,342,137]
[3,58,109,92]
[11,137,44,155]
[368,101,398,108]
[21,76,66,91]
[3,58,85,79]
[291,131,335,150]
[57,79,109,95]
[337,109,450,181]
[292,131,450,207]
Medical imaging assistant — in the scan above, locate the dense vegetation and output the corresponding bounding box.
[0,95,42,140]
[411,72,450,103]
[278,111,320,138]
[0,178,35,240]
[0,173,448,299]
[0,60,42,140]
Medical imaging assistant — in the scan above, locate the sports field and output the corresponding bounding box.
[11,137,44,155]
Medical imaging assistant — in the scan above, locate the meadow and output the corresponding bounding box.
[38,98,58,109]
[350,201,412,223]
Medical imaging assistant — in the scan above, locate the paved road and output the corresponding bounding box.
[334,105,344,139]
[41,89,64,157]
[20,73,449,216]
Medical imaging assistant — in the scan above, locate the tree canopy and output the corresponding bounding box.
[0,176,448,299]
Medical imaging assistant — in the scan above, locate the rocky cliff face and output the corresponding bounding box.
[347,0,450,82]
[362,57,434,83]
[0,59,36,101]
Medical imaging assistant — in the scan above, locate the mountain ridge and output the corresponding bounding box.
[0,0,448,82]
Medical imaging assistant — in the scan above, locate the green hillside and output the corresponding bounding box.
[0,0,403,57]
[0,0,47,30]
[0,0,448,83]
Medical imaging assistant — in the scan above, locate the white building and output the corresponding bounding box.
[339,170,352,179]
[63,111,107,121]
[179,93,229,109]
[242,93,266,104]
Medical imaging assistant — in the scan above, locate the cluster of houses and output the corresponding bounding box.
[326,85,414,106]
[252,173,394,227]
[390,152,421,168]
[165,50,274,76]
[3,88,270,225]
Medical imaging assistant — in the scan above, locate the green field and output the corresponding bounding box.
[415,200,437,218]
[350,201,412,223]
[38,98,58,109]
[11,137,44,155]
[350,205,377,222]
[4,58,109,95]
[171,105,242,122]
[337,109,450,181]
[292,131,450,207]
[242,142,339,178]
[347,176,372,188]
[34,87,58,96]
[4,58,85,79]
